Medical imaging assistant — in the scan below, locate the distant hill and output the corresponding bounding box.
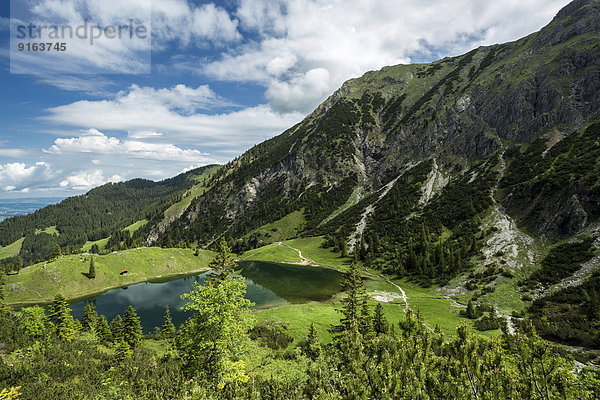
[0,165,217,265]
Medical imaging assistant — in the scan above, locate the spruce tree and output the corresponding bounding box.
[372,302,389,335]
[207,238,238,286]
[359,297,373,337]
[51,245,62,259]
[161,305,176,338]
[110,314,124,343]
[114,340,132,362]
[13,256,23,274]
[48,293,77,341]
[88,256,96,279]
[95,315,112,343]
[81,302,98,332]
[330,262,367,337]
[305,323,321,361]
[123,306,143,348]
[466,299,477,319]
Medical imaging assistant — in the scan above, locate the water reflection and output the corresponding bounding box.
[69,261,342,333]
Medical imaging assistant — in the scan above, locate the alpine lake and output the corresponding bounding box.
[69,261,343,333]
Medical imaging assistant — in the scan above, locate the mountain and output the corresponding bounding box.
[158,0,600,250]
[150,0,600,346]
[2,0,600,347]
[0,165,217,265]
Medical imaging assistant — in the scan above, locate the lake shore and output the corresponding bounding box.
[5,247,215,306]
[8,267,211,307]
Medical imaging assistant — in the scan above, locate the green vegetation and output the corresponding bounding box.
[122,219,148,234]
[2,239,599,399]
[0,237,24,260]
[80,237,108,252]
[525,237,595,286]
[4,247,214,305]
[34,226,59,236]
[501,123,600,237]
[0,166,214,266]
[529,271,600,348]
[242,242,302,263]
[245,210,306,244]
[161,165,220,223]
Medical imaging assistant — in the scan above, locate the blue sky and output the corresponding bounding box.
[0,0,571,198]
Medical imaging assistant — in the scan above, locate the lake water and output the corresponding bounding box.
[69,261,343,333]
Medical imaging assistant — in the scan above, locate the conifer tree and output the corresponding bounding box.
[81,302,98,332]
[51,245,62,259]
[95,315,112,343]
[48,293,77,341]
[305,323,321,361]
[13,256,22,274]
[114,340,132,362]
[207,238,238,286]
[330,262,367,337]
[110,314,124,343]
[90,243,99,254]
[123,306,143,348]
[372,302,388,335]
[466,299,479,319]
[359,297,372,337]
[88,256,96,279]
[161,305,176,338]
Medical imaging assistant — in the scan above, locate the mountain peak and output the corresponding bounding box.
[536,0,600,46]
[556,0,599,19]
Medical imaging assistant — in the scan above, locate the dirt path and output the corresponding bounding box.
[278,242,315,265]
[363,269,408,311]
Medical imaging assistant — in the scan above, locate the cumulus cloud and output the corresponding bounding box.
[0,162,54,192]
[198,0,571,113]
[11,0,152,74]
[60,170,123,190]
[45,129,213,163]
[41,84,303,149]
[152,1,241,48]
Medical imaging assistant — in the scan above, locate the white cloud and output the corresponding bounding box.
[11,0,152,74]
[42,84,303,149]
[198,0,571,113]
[266,68,331,114]
[60,170,123,190]
[0,149,31,158]
[151,1,241,48]
[35,75,116,95]
[0,162,55,192]
[45,129,213,163]
[128,130,163,139]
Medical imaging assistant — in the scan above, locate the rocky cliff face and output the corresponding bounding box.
[152,0,600,252]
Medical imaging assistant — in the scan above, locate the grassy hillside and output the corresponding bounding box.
[161,165,220,223]
[241,236,353,267]
[5,247,215,305]
[0,237,24,260]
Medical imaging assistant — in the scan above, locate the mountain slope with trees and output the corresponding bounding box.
[0,165,216,267]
